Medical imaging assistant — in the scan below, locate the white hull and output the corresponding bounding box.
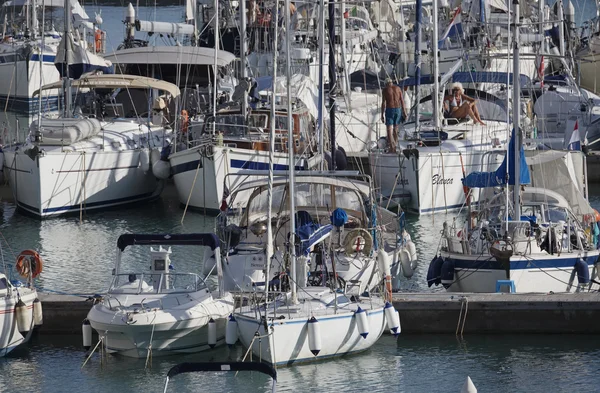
[578,52,600,95]
[170,146,320,214]
[88,292,234,358]
[440,254,600,293]
[3,149,164,217]
[0,43,61,112]
[236,300,386,365]
[0,289,37,357]
[369,148,505,214]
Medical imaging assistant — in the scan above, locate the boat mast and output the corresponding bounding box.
[512,0,521,219]
[240,0,247,117]
[211,0,219,135]
[285,0,297,304]
[265,1,280,301]
[64,0,71,118]
[328,0,336,170]
[414,0,422,130]
[432,0,440,130]
[317,0,326,170]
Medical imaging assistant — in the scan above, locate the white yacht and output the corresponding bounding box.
[1,74,177,217]
[0,0,112,113]
[87,233,234,358]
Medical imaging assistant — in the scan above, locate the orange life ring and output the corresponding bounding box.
[16,250,43,279]
[180,110,189,134]
[94,30,102,53]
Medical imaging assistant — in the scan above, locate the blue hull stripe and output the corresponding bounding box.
[30,54,57,62]
[0,94,60,113]
[407,202,465,214]
[171,158,305,176]
[18,191,156,215]
[447,254,600,270]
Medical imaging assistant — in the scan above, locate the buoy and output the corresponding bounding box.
[207,318,217,348]
[307,316,321,356]
[225,314,238,346]
[82,318,92,350]
[407,241,418,270]
[400,248,414,278]
[355,307,369,339]
[460,376,477,393]
[15,299,32,333]
[575,259,590,285]
[139,149,150,173]
[33,298,43,327]
[16,249,43,279]
[441,258,455,289]
[152,159,171,180]
[384,302,400,337]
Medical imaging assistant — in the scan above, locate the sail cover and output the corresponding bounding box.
[463,130,531,188]
[55,33,114,79]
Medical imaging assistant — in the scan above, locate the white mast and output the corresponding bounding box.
[265,1,280,301]
[432,0,440,129]
[211,0,219,135]
[64,0,71,117]
[240,0,248,116]
[317,0,326,170]
[512,0,521,219]
[285,0,297,303]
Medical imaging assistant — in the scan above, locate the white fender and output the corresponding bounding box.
[139,149,150,173]
[15,299,32,333]
[355,307,369,339]
[225,314,238,346]
[149,148,161,166]
[400,248,414,278]
[407,241,418,270]
[307,316,321,356]
[384,302,400,336]
[152,159,171,180]
[33,298,43,326]
[82,319,92,350]
[460,376,478,393]
[377,249,391,277]
[208,318,217,348]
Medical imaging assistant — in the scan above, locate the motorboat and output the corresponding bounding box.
[0,248,43,357]
[86,233,234,358]
[1,74,177,217]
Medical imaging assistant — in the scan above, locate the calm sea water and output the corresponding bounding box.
[1,3,600,392]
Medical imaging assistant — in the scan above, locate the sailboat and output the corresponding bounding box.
[427,0,600,294]
[227,0,399,366]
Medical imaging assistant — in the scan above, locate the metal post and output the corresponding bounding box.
[512,0,521,219]
[328,0,336,170]
[432,0,440,129]
[240,0,248,117]
[414,0,422,130]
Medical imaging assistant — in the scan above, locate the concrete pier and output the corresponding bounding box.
[38,292,600,335]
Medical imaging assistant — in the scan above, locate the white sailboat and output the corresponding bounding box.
[87,233,234,358]
[427,0,600,294]
[229,1,399,366]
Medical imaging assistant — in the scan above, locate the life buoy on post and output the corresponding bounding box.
[16,250,43,279]
[343,229,373,256]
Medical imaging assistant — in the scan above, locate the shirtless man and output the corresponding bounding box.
[381,78,407,153]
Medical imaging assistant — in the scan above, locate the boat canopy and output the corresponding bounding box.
[116,233,220,251]
[462,130,531,188]
[33,74,180,97]
[399,71,531,88]
[104,46,236,67]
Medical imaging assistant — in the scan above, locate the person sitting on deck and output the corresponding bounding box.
[443,82,486,125]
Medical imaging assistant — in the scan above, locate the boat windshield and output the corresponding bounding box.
[243,182,366,226]
[108,273,206,295]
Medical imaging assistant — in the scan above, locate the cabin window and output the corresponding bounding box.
[247,114,268,129]
[275,116,295,131]
[0,277,7,291]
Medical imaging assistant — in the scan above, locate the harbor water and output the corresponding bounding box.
[1,3,600,392]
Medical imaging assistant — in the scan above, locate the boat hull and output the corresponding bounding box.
[438,253,600,293]
[235,306,386,365]
[0,289,38,357]
[2,149,164,218]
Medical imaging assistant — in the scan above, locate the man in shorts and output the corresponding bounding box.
[381,78,407,153]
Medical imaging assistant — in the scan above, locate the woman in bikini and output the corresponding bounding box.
[443,82,486,125]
